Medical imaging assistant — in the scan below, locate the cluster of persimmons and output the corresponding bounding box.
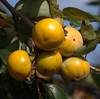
[7,18,90,83]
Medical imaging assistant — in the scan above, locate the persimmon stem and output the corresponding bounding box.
[35,70,43,99]
[0,0,34,29]
[90,65,100,72]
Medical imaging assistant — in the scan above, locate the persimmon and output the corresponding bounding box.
[60,56,90,83]
[36,51,62,76]
[32,18,64,51]
[58,26,83,57]
[7,50,31,81]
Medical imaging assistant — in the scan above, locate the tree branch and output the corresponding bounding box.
[90,65,100,72]
[0,0,34,29]
[35,70,43,99]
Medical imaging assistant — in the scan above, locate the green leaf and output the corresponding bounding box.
[80,21,96,43]
[63,16,82,27]
[0,27,17,49]
[0,88,12,99]
[96,31,100,43]
[0,49,11,65]
[0,58,2,68]
[15,0,51,19]
[0,10,14,26]
[0,28,6,36]
[0,63,7,74]
[15,19,32,38]
[43,84,55,99]
[0,72,22,90]
[38,0,51,18]
[9,80,39,99]
[6,39,19,53]
[0,58,5,74]
[73,38,100,56]
[87,1,100,6]
[19,42,26,50]
[49,0,63,18]
[62,7,100,21]
[44,83,68,99]
[91,69,100,88]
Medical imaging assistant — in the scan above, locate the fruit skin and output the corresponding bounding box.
[58,26,83,57]
[32,18,64,51]
[7,50,31,81]
[36,51,62,76]
[60,57,90,83]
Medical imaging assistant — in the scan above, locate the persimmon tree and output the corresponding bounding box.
[0,0,100,99]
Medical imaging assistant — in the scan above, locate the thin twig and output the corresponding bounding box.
[35,70,43,99]
[90,65,100,72]
[84,54,87,58]
[0,0,34,29]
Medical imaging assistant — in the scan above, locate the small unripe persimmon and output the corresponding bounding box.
[7,50,31,81]
[36,51,62,76]
[60,56,90,83]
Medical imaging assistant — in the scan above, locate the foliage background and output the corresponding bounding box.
[0,0,100,99]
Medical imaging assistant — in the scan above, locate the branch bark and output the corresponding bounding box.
[90,65,100,72]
